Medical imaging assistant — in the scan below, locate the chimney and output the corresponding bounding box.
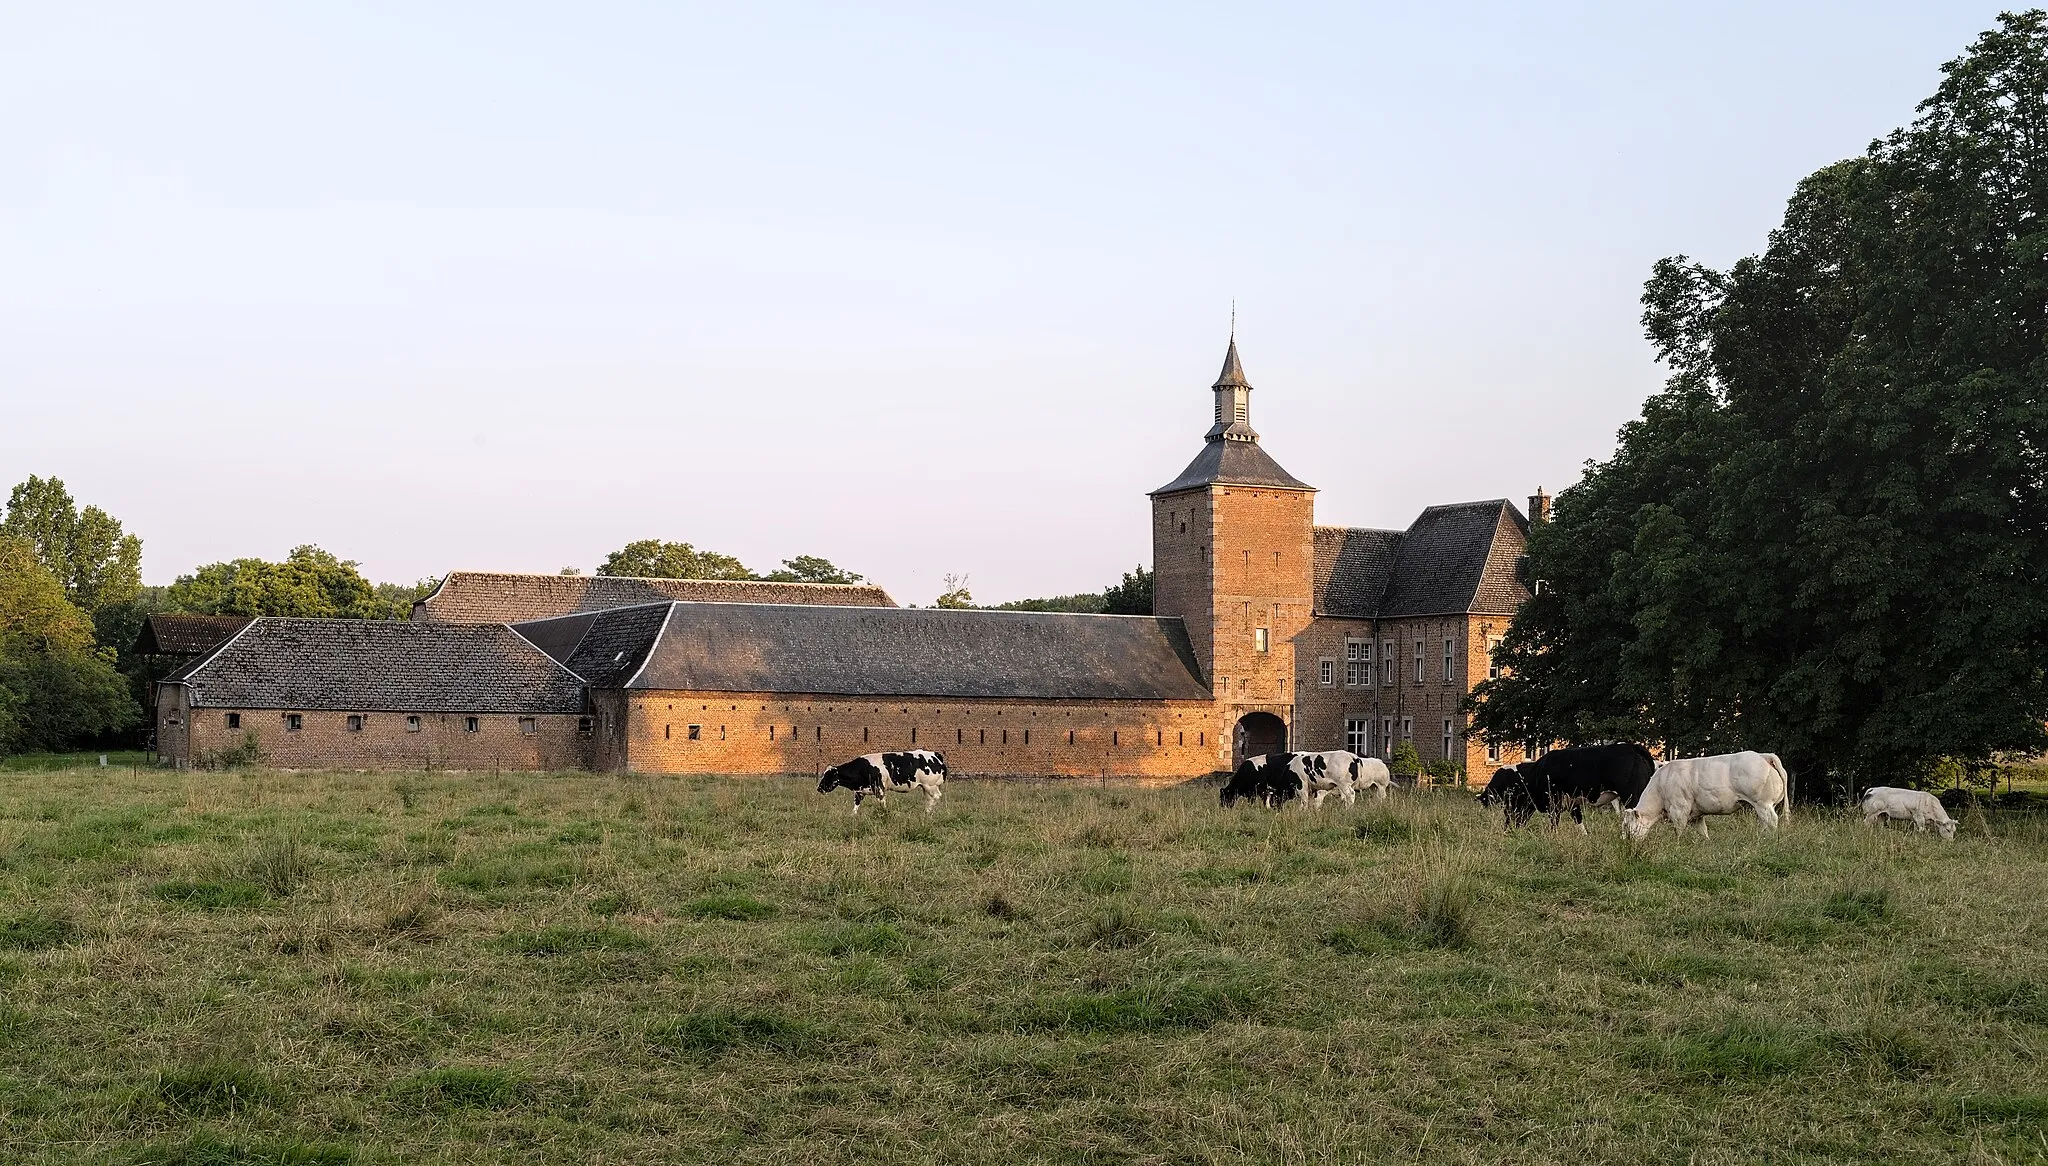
[1528,488,1552,525]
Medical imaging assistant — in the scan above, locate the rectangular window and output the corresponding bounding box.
[286,713,302,732]
[1444,639,1456,683]
[1487,738,1501,763]
[407,715,422,732]
[1381,718,1393,757]
[1319,658,1334,686]
[347,714,364,731]
[577,716,593,737]
[1487,637,1504,681]
[1401,717,1413,742]
[687,724,701,740]
[1382,642,1395,685]
[225,712,241,729]
[1253,627,1269,653]
[1414,640,1424,684]
[1345,639,1369,686]
[521,717,538,736]
[1345,718,1367,754]
[1443,719,1454,761]
[465,716,479,733]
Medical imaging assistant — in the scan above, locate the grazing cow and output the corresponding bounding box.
[816,750,947,814]
[1220,751,1390,809]
[1478,743,1657,831]
[1624,751,1790,840]
[1860,787,1958,840]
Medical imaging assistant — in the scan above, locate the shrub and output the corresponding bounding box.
[1388,741,1423,781]
[197,732,262,770]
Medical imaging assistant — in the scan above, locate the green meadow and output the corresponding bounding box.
[0,766,2042,1164]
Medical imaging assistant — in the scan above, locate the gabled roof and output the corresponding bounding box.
[514,602,1212,702]
[1313,501,1530,619]
[412,571,897,624]
[133,614,253,656]
[511,602,673,689]
[1313,527,1404,618]
[1151,440,1314,495]
[169,618,586,713]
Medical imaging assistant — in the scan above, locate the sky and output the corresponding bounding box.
[0,2,2017,604]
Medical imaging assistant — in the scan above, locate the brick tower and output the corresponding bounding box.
[1150,336,1317,768]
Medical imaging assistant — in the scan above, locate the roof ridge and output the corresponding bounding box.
[441,569,885,589]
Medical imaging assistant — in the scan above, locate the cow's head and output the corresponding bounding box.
[1219,758,1263,807]
[1936,816,1958,841]
[817,764,853,794]
[1620,806,1654,841]
[1477,766,1521,807]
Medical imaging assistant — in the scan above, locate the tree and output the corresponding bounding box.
[993,593,1109,613]
[597,539,754,581]
[761,555,865,584]
[934,574,974,609]
[1388,740,1423,783]
[1469,12,2048,795]
[0,536,138,754]
[1,476,143,614]
[1102,565,1153,615]
[163,546,382,619]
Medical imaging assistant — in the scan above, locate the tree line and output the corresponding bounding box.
[1469,12,2048,797]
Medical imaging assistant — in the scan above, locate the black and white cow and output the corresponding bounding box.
[1220,750,1391,809]
[816,750,947,814]
[1478,743,1657,831]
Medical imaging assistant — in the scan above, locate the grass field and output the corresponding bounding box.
[0,767,2044,1164]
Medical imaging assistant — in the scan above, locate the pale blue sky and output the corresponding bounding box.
[0,3,2011,603]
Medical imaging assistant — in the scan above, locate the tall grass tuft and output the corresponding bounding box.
[247,833,311,898]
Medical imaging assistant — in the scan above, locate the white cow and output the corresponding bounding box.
[1300,750,1393,807]
[1623,751,1791,839]
[1859,787,1958,840]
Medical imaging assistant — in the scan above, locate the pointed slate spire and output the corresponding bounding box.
[1212,336,1250,389]
[1205,332,1258,443]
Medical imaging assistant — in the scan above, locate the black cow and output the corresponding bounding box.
[1479,743,1656,831]
[817,750,948,814]
[1220,751,1390,809]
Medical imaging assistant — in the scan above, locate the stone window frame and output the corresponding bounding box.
[1380,717,1393,757]
[406,715,421,732]
[1381,642,1395,686]
[225,713,241,730]
[1253,627,1269,654]
[1443,639,1456,684]
[1344,639,1369,687]
[1413,640,1424,685]
[1401,716,1413,742]
[1442,719,1454,761]
[520,717,539,736]
[464,716,480,734]
[285,713,302,732]
[346,714,365,732]
[686,723,700,740]
[1487,637,1504,681]
[1319,657,1335,687]
[1345,717,1367,754]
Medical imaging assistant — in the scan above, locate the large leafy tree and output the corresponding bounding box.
[1471,12,2048,794]
[163,546,385,619]
[0,536,138,754]
[1,476,143,613]
[597,539,755,581]
[760,555,864,584]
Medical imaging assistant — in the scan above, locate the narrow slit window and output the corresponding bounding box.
[1113,731,1120,746]
[1444,639,1456,682]
[816,726,822,741]
[862,727,869,743]
[664,724,671,739]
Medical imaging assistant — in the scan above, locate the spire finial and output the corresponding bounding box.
[1230,299,1236,341]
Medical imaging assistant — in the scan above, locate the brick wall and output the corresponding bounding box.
[158,688,591,771]
[614,692,1221,779]
[1155,484,1317,766]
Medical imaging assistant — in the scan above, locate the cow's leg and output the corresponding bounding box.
[923,781,941,812]
[852,791,866,815]
[1753,801,1780,830]
[1338,784,1356,807]
[1912,816,1927,833]
[1376,781,1390,801]
[1694,814,1711,839]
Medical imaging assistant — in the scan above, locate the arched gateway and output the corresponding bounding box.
[1232,711,1288,768]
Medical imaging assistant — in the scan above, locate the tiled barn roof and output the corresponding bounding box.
[1313,527,1404,618]
[1313,501,1530,618]
[1151,440,1314,495]
[132,614,253,656]
[514,602,1212,701]
[169,618,586,713]
[412,571,897,624]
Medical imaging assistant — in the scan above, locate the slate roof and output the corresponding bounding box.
[168,619,586,713]
[511,602,674,689]
[413,571,897,624]
[1313,501,1530,618]
[522,602,1211,701]
[1152,440,1314,495]
[133,614,253,656]
[1313,527,1405,618]
[1213,337,1250,388]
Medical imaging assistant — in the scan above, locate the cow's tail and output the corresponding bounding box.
[1765,753,1791,825]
